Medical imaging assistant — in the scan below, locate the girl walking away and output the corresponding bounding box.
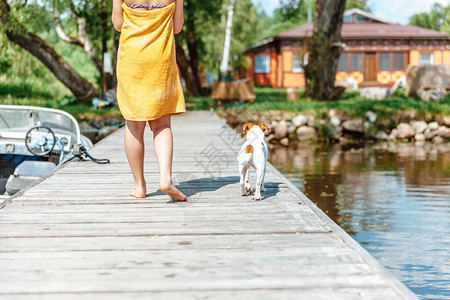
[112,0,187,201]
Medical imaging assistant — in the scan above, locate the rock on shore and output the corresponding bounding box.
[220,107,450,145]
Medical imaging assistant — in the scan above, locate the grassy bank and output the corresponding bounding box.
[1,80,449,122]
[245,87,450,119]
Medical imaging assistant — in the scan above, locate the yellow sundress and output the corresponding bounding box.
[116,1,186,121]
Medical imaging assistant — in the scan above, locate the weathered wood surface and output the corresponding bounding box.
[0,111,417,299]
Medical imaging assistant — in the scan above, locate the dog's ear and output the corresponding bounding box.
[258,123,271,133]
[243,123,253,135]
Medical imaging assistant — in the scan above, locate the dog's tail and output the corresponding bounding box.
[239,145,253,165]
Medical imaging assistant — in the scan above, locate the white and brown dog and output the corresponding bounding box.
[237,122,271,200]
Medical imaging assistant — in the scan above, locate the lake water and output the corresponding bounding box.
[268,142,450,300]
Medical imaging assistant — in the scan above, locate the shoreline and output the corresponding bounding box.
[217,107,450,145]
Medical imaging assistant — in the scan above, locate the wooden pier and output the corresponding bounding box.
[0,111,417,299]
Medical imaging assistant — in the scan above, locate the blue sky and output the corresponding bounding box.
[251,0,449,25]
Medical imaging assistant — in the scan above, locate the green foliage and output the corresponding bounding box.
[345,0,371,12]
[409,3,450,34]
[259,0,314,39]
[277,0,309,22]
[196,0,262,78]
[0,82,121,121]
[45,0,113,62]
[0,80,52,99]
[393,85,407,98]
[184,94,216,110]
[256,0,371,44]
[0,0,100,99]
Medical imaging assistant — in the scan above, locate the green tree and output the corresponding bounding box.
[409,3,450,34]
[200,0,261,79]
[345,0,371,12]
[261,0,313,38]
[175,0,224,96]
[277,0,309,21]
[176,0,262,95]
[0,0,98,99]
[49,0,116,88]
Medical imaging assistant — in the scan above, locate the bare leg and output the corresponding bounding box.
[124,120,147,198]
[148,115,187,201]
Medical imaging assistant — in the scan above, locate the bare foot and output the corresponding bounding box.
[130,184,147,198]
[160,180,187,201]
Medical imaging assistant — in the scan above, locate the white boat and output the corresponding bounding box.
[0,105,93,197]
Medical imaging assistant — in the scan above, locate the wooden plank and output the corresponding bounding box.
[0,275,392,294]
[0,233,338,252]
[0,288,401,300]
[0,248,363,269]
[0,264,376,282]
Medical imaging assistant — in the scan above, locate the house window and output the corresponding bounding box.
[355,15,371,22]
[338,53,348,70]
[419,53,434,65]
[255,55,270,73]
[350,53,362,71]
[292,53,308,73]
[379,53,390,70]
[343,15,352,23]
[393,52,405,70]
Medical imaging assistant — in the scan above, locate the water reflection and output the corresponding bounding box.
[268,142,450,299]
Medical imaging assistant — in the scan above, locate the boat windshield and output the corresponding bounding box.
[0,106,78,143]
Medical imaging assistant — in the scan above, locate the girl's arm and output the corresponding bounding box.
[173,0,184,34]
[112,0,124,32]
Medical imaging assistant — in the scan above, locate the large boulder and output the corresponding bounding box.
[330,116,341,127]
[342,118,364,133]
[438,126,450,138]
[428,122,439,131]
[410,121,427,134]
[416,88,445,102]
[306,115,316,128]
[360,87,389,100]
[296,126,317,141]
[366,111,377,123]
[396,123,415,139]
[280,137,290,146]
[329,125,343,140]
[374,131,388,140]
[443,116,450,127]
[273,120,288,140]
[424,127,439,140]
[388,129,398,140]
[432,136,444,144]
[405,65,450,97]
[292,114,308,127]
[415,133,426,141]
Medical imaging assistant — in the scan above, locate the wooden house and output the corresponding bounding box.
[243,9,450,88]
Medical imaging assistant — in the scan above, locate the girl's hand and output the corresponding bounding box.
[173,0,184,34]
[112,0,124,32]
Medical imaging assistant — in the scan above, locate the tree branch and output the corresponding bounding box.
[0,0,98,99]
[52,0,102,74]
[53,7,80,44]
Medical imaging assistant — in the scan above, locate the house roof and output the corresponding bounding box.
[276,22,450,40]
[343,8,388,24]
[246,9,449,52]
